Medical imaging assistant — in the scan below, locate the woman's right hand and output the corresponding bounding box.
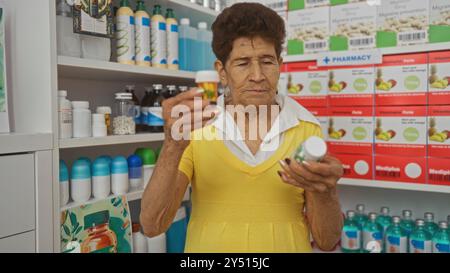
[162,88,219,149]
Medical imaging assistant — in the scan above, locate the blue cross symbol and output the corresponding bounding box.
[323,57,331,64]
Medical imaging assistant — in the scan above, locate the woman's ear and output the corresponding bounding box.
[215,60,228,87]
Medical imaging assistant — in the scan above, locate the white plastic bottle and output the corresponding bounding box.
[72,101,91,138]
[111,156,129,195]
[132,223,148,253]
[116,0,135,65]
[151,5,167,69]
[92,113,107,137]
[146,233,167,253]
[134,1,151,66]
[293,136,327,163]
[166,9,179,70]
[92,157,111,199]
[58,90,73,139]
[59,160,70,206]
[56,0,81,58]
[70,159,92,203]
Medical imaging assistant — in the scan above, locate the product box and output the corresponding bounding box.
[375,154,426,184]
[377,0,429,48]
[278,71,289,96]
[428,105,450,158]
[330,2,377,51]
[305,107,329,140]
[284,61,328,107]
[328,65,375,106]
[327,107,374,155]
[332,153,373,180]
[287,6,330,55]
[429,0,450,43]
[375,106,427,157]
[289,0,329,10]
[375,53,428,106]
[428,51,450,105]
[330,0,369,5]
[428,157,450,186]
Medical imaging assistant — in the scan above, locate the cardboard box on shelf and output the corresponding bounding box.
[428,105,450,158]
[429,0,450,44]
[375,154,426,184]
[333,153,373,180]
[288,0,329,10]
[375,106,427,157]
[328,107,374,155]
[428,157,450,186]
[330,2,377,51]
[428,51,450,105]
[377,0,429,48]
[330,0,368,5]
[287,6,330,55]
[328,65,375,106]
[284,61,328,107]
[375,53,428,106]
[305,107,329,140]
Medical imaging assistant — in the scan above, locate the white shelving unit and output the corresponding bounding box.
[0,133,53,154]
[339,179,450,194]
[59,133,165,149]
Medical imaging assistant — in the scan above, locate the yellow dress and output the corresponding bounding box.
[178,120,322,253]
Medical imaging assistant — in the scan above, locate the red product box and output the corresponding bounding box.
[375,53,428,106]
[428,51,450,105]
[428,157,450,187]
[305,107,329,141]
[284,61,328,107]
[328,107,374,155]
[328,64,375,107]
[375,155,427,184]
[375,106,427,157]
[428,105,450,158]
[332,153,373,180]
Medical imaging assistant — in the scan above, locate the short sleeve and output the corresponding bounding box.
[178,142,194,183]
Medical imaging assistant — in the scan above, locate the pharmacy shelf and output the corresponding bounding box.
[61,187,145,211]
[59,133,165,149]
[165,0,219,26]
[283,42,450,63]
[339,178,450,194]
[57,56,196,84]
[0,133,53,154]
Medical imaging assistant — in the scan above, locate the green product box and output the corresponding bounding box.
[288,0,329,10]
[429,0,450,43]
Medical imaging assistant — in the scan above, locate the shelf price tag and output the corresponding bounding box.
[317,49,382,67]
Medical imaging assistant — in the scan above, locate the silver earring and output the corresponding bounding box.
[224,86,231,97]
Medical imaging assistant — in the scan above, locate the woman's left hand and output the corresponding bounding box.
[278,155,344,194]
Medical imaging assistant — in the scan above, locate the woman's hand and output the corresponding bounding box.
[278,155,344,194]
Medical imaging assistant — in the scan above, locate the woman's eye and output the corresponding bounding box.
[237,63,248,67]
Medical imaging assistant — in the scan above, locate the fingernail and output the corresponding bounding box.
[302,161,311,166]
[285,158,291,165]
[279,160,286,167]
[277,171,282,177]
[196,88,205,93]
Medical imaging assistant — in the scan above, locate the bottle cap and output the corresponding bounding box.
[84,210,110,229]
[380,207,390,216]
[303,136,327,161]
[424,212,434,221]
[195,70,219,83]
[403,210,412,218]
[135,148,156,165]
[153,84,163,90]
[438,221,448,229]
[356,204,365,212]
[72,101,89,109]
[71,159,91,180]
[58,90,68,97]
[97,155,112,166]
[111,156,129,174]
[115,92,133,100]
[416,219,425,226]
[392,216,401,224]
[59,160,69,182]
[128,154,143,168]
[347,210,356,218]
[180,18,190,25]
[369,213,377,221]
[96,106,112,114]
[198,22,207,29]
[93,157,111,177]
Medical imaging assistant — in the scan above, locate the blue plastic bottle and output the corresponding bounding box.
[166,206,188,253]
[376,206,392,252]
[385,216,408,253]
[362,213,383,253]
[410,219,433,253]
[432,221,450,253]
[128,155,143,190]
[424,212,439,237]
[341,210,361,253]
[59,160,70,206]
[355,204,369,253]
[179,18,191,71]
[197,22,209,71]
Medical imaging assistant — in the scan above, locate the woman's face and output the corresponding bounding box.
[216,36,282,107]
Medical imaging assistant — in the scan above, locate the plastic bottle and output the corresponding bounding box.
[197,22,208,71]
[166,206,188,253]
[125,85,141,131]
[178,86,189,94]
[111,156,129,195]
[362,213,383,253]
[134,1,151,66]
[424,212,439,237]
[385,216,408,253]
[128,155,143,189]
[151,5,167,69]
[59,160,70,206]
[166,9,179,70]
[179,18,191,71]
[293,136,327,163]
[92,157,111,199]
[146,232,167,253]
[56,0,81,58]
[205,28,214,70]
[432,221,450,253]
[410,219,432,253]
[341,210,361,253]
[72,101,91,138]
[135,148,156,188]
[58,90,72,139]
[71,158,92,203]
[355,204,369,228]
[116,0,135,65]
[166,85,177,98]
[132,223,148,253]
[92,113,107,137]
[148,84,164,133]
[377,207,392,234]
[96,106,112,135]
[400,210,415,236]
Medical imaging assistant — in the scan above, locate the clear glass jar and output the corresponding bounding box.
[113,92,136,135]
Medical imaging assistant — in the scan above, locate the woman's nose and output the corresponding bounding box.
[248,62,264,82]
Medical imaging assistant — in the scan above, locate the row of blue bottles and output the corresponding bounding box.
[179,19,214,72]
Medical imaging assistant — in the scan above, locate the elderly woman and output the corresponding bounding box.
[140,3,344,253]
